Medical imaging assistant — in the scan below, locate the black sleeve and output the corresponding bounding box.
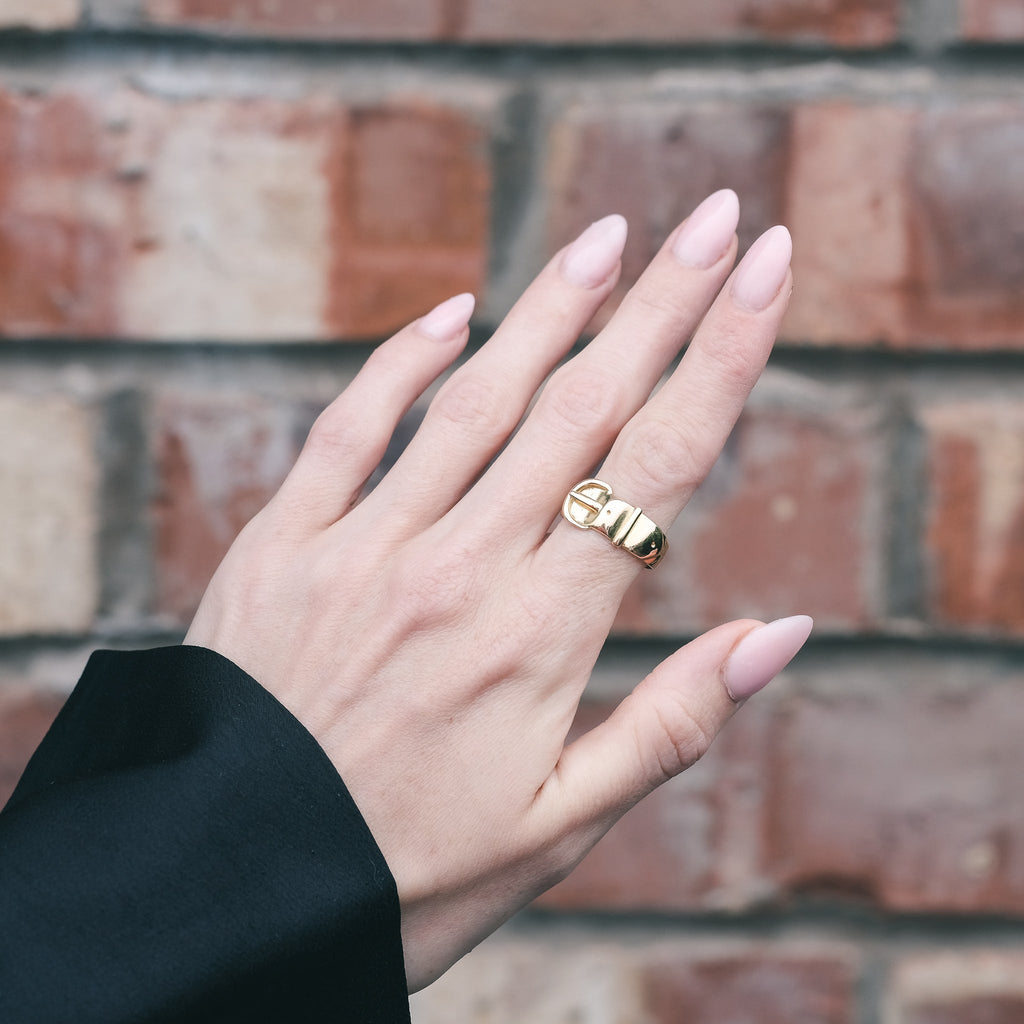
[0,646,411,1024]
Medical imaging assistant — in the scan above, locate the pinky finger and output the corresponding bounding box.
[274,293,475,530]
[537,615,813,856]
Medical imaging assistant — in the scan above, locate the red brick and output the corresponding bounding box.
[329,105,491,338]
[921,400,1024,636]
[0,688,66,807]
[615,374,885,636]
[0,93,122,336]
[0,87,489,341]
[462,0,898,45]
[906,105,1024,349]
[890,953,1024,1024]
[547,99,790,326]
[787,99,1024,350]
[412,937,857,1022]
[0,0,79,29]
[641,951,855,1024]
[537,695,774,912]
[152,393,314,623]
[785,102,912,347]
[136,0,898,43]
[144,0,447,39]
[553,96,1024,351]
[960,0,1024,40]
[410,939,644,1021]
[766,663,1024,913]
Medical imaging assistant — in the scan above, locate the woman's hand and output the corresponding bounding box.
[184,189,811,991]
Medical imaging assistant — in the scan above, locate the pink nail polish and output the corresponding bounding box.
[670,189,740,268]
[724,614,813,701]
[418,292,476,341]
[730,225,793,312]
[561,214,628,288]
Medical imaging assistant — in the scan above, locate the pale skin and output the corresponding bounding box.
[185,189,812,991]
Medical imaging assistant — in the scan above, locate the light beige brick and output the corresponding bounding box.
[116,93,335,341]
[0,0,80,29]
[0,394,98,635]
[886,952,1024,1024]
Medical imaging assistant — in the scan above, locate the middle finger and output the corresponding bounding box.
[455,189,742,547]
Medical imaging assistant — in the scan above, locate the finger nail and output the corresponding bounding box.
[561,214,628,288]
[724,614,813,702]
[730,225,793,312]
[670,189,740,268]
[418,292,476,341]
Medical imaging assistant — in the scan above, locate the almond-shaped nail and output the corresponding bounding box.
[730,225,792,312]
[418,292,476,341]
[724,614,813,702]
[561,214,628,288]
[671,188,740,269]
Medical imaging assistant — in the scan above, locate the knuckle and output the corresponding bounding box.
[617,415,703,496]
[701,319,763,395]
[389,543,479,631]
[542,363,623,435]
[626,283,700,325]
[647,695,716,783]
[429,372,513,439]
[511,564,565,637]
[304,400,376,465]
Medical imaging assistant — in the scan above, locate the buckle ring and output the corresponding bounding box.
[562,478,668,568]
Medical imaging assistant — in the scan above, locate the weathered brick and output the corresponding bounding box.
[906,104,1024,348]
[0,0,80,30]
[640,949,856,1024]
[411,938,644,1022]
[766,658,1024,913]
[921,400,1024,636]
[0,393,99,635]
[143,0,447,38]
[330,105,491,337]
[615,372,885,636]
[888,952,1024,1024]
[550,95,1024,352]
[0,87,489,340]
[0,687,67,806]
[787,99,1024,350]
[462,0,897,45]
[537,695,774,912]
[960,0,1024,40]
[412,935,857,1023]
[785,101,913,347]
[0,92,121,336]
[152,392,316,623]
[118,93,341,341]
[121,0,900,44]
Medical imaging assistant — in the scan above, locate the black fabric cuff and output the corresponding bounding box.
[0,645,410,1023]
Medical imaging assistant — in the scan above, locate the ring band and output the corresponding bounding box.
[562,478,668,568]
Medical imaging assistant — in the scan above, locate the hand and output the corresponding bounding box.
[185,189,811,990]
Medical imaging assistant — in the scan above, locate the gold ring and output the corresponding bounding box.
[561,478,668,568]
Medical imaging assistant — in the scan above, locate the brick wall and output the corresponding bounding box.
[1,2,1022,1020]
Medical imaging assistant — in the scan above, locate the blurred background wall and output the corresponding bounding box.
[0,1,1022,1021]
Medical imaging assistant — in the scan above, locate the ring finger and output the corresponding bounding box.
[540,223,794,589]
[453,189,744,552]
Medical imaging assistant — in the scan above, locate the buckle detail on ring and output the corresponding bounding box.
[562,478,668,568]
